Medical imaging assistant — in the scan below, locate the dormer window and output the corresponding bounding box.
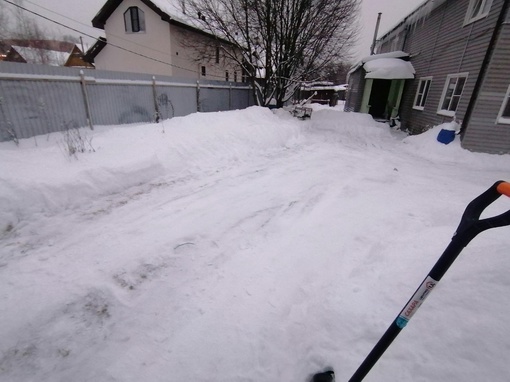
[124,7,145,33]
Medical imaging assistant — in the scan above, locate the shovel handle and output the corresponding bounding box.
[348,181,510,382]
[454,181,510,244]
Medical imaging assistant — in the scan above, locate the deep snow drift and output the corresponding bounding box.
[1,106,510,382]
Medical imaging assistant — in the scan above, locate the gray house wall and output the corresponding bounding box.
[462,10,510,153]
[358,0,510,153]
[385,0,502,134]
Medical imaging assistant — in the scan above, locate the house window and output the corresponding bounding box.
[438,73,468,117]
[465,0,493,24]
[216,47,220,64]
[201,66,206,76]
[225,71,229,81]
[124,7,145,33]
[413,77,432,110]
[390,36,400,52]
[234,71,238,82]
[497,85,510,124]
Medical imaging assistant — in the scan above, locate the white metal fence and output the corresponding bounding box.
[0,62,253,142]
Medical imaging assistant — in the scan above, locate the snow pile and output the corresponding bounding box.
[0,107,300,230]
[1,106,510,382]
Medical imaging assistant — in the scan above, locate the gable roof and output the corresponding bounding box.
[88,0,236,63]
[92,0,204,34]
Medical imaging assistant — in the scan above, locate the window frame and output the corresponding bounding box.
[124,7,145,33]
[464,0,493,25]
[496,84,510,125]
[413,76,432,111]
[437,73,468,117]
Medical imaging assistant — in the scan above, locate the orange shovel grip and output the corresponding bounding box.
[497,181,510,197]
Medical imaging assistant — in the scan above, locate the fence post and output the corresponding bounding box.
[152,76,160,123]
[79,70,94,130]
[196,80,201,112]
[229,83,232,110]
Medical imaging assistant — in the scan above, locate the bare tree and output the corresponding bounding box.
[0,0,56,64]
[180,0,360,106]
[0,1,13,39]
[1,0,53,39]
[312,61,351,84]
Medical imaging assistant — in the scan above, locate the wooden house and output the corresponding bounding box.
[345,0,510,154]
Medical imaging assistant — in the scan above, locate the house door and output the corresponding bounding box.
[368,79,392,119]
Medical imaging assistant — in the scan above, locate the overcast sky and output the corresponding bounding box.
[11,0,426,62]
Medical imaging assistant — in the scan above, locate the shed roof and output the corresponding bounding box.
[363,57,415,79]
[348,50,410,77]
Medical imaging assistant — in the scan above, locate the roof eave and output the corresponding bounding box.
[92,0,171,29]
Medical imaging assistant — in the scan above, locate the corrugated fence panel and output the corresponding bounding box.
[155,84,197,118]
[201,87,228,112]
[0,62,253,142]
[87,83,155,126]
[231,87,251,110]
[0,79,87,140]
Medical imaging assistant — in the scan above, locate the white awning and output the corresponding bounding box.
[363,58,415,80]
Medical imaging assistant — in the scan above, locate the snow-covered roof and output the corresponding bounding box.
[360,51,409,63]
[301,83,347,91]
[348,51,411,78]
[11,46,71,66]
[150,0,200,29]
[363,57,415,80]
[93,0,206,33]
[376,0,449,44]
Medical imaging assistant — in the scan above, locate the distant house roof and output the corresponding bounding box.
[10,46,70,66]
[301,81,348,92]
[0,39,93,67]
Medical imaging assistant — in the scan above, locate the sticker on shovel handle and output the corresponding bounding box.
[396,276,438,329]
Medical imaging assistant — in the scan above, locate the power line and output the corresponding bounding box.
[0,0,229,79]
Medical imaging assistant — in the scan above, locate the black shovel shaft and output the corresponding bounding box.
[348,181,510,382]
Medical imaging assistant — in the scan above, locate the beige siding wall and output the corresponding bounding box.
[462,20,510,153]
[94,0,243,81]
[94,0,174,77]
[169,24,243,81]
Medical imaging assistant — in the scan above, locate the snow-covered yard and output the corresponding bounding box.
[1,105,510,382]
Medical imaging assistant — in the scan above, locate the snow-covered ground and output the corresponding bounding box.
[1,105,510,382]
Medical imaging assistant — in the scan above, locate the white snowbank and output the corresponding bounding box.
[0,107,300,229]
[1,106,510,382]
